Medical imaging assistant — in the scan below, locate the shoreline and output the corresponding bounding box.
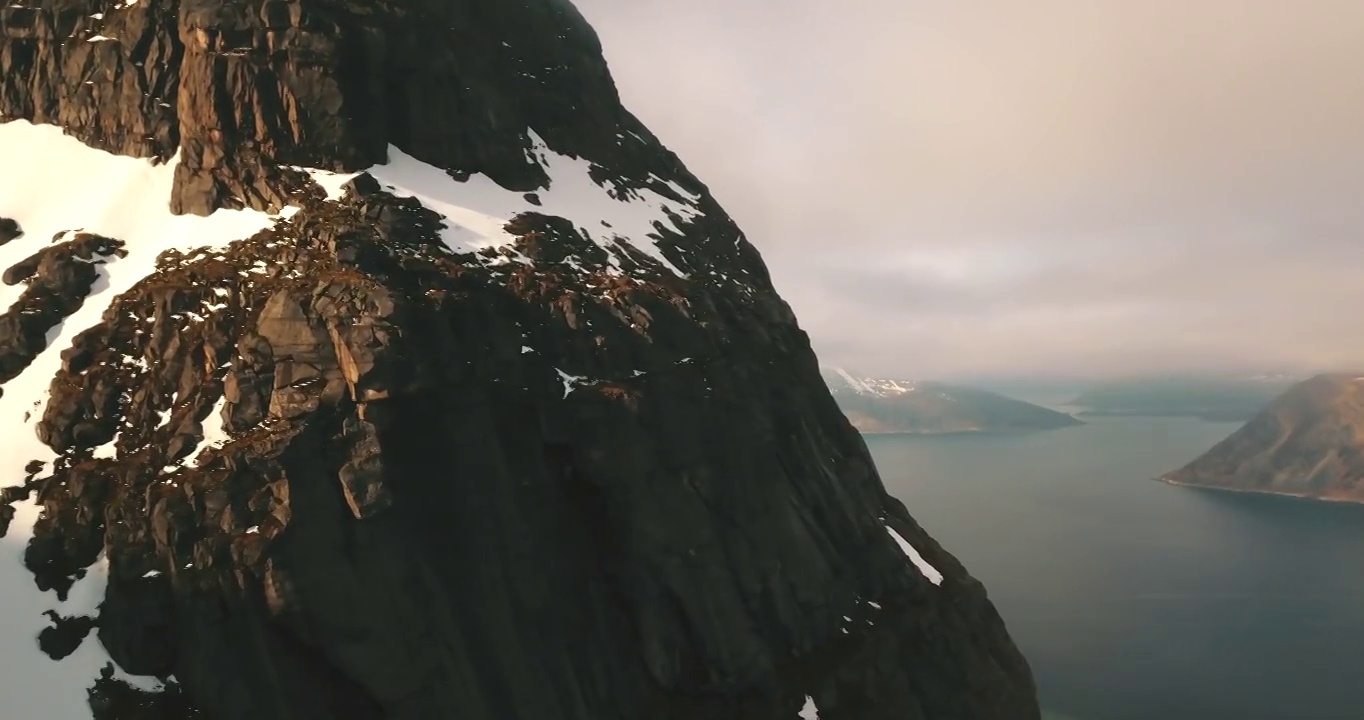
[859,427,1072,438]
[1154,475,1364,506]
[1076,410,1253,423]
[859,421,1083,438]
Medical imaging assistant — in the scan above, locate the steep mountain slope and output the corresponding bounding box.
[824,367,1081,435]
[1161,374,1364,502]
[0,1,1038,718]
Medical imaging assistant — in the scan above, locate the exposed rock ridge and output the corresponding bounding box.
[0,1,1040,718]
[0,0,716,223]
[0,229,126,385]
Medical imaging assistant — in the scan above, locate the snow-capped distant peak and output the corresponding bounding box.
[822,366,918,398]
[832,367,874,395]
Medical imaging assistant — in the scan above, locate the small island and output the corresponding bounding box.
[1160,374,1364,503]
[822,367,1082,435]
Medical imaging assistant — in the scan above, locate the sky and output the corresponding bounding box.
[571,0,1364,381]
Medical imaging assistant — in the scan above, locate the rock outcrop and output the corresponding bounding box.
[0,1,1040,718]
[0,231,126,384]
[823,367,1081,435]
[1161,373,1364,502]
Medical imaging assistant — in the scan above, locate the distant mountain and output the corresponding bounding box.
[1161,374,1364,502]
[822,367,1082,435]
[1070,375,1302,422]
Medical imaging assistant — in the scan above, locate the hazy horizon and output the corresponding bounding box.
[823,363,1325,387]
[573,1,1364,381]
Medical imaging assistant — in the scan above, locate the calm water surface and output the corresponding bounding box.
[868,416,1364,720]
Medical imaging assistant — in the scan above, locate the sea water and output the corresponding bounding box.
[870,416,1364,720]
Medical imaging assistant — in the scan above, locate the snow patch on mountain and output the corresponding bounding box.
[0,118,283,713]
[303,130,701,277]
[188,395,230,466]
[886,524,944,586]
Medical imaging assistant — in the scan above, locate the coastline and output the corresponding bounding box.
[1077,410,1254,423]
[859,426,1073,438]
[860,428,989,437]
[1155,475,1364,506]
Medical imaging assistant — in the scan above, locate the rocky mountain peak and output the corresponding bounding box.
[0,1,1038,718]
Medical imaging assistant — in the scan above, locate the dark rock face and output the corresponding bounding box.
[1162,374,1364,502]
[39,608,98,661]
[0,1,1039,719]
[0,231,126,384]
[0,217,21,245]
[0,0,683,218]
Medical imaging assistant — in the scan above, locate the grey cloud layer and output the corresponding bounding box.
[573,0,1364,379]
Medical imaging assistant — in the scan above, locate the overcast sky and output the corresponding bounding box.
[572,0,1364,381]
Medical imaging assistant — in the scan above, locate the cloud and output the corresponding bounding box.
[572,0,1364,379]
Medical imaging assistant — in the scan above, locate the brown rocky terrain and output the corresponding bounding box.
[1162,374,1364,502]
[0,0,1040,718]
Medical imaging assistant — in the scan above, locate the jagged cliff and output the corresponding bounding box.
[0,1,1039,718]
[1162,374,1364,503]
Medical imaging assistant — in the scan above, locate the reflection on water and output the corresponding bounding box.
[868,416,1364,720]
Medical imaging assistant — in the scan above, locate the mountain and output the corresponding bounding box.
[0,1,1038,719]
[823,368,1082,435]
[1161,374,1364,502]
[1070,374,1301,422]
